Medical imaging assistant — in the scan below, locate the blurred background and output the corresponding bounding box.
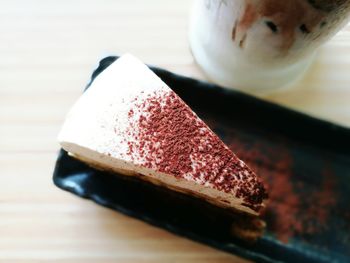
[1,0,350,262]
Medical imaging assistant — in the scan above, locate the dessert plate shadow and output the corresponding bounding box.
[53,56,350,263]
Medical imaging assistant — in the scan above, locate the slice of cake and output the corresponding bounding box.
[58,54,268,216]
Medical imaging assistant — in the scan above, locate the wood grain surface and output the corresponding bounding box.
[1,0,350,262]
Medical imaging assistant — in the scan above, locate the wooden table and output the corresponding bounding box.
[1,1,350,262]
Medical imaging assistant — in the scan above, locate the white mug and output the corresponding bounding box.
[189,0,350,92]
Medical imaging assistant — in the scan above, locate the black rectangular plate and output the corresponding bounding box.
[53,56,350,263]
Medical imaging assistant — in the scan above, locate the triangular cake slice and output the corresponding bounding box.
[58,54,268,216]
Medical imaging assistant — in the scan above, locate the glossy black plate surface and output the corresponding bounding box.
[53,56,350,263]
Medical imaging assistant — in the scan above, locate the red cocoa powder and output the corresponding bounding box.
[126,90,268,212]
[300,166,337,235]
[122,88,338,242]
[229,137,301,242]
[228,131,337,243]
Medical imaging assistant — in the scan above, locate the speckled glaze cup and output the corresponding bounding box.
[189,0,350,92]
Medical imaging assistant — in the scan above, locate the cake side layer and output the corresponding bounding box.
[68,151,266,241]
[62,143,256,215]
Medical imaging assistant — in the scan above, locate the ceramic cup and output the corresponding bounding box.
[189,0,350,92]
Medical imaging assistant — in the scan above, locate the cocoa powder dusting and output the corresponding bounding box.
[299,167,337,235]
[126,90,267,212]
[228,131,338,243]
